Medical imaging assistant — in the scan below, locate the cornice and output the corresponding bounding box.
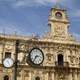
[0,34,80,46]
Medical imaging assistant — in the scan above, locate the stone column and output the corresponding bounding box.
[29,71,32,80]
[45,72,48,80]
[78,71,80,80]
[43,72,46,80]
[20,70,23,80]
[52,72,54,80]
[0,53,2,63]
[22,70,25,80]
[48,72,52,80]
[69,73,72,80]
[74,74,77,80]
[0,68,3,80]
[69,70,72,80]
[74,70,77,80]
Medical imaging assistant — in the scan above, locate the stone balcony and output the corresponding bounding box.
[55,61,69,68]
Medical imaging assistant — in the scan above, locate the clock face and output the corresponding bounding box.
[3,58,14,68]
[29,48,44,65]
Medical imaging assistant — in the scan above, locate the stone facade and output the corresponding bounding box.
[0,6,80,80]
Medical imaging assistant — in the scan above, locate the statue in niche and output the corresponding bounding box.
[46,53,53,64]
[47,55,52,61]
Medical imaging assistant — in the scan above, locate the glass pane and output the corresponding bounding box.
[58,54,63,66]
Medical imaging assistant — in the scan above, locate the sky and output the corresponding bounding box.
[0,0,80,40]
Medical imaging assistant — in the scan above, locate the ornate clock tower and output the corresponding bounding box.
[48,6,69,36]
[45,6,74,41]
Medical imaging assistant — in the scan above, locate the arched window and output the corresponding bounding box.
[35,76,40,80]
[48,23,51,32]
[58,54,63,66]
[4,75,9,80]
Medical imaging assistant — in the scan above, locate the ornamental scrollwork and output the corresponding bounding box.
[5,45,13,51]
[68,49,79,66]
[54,25,65,36]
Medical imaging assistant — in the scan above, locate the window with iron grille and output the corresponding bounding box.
[5,52,11,58]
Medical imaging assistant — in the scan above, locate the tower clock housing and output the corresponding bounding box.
[48,7,70,39]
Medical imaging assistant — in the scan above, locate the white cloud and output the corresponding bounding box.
[72,33,80,41]
[36,0,60,4]
[0,19,34,36]
[12,0,61,7]
[0,20,20,35]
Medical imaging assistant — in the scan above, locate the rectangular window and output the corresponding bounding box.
[5,52,11,58]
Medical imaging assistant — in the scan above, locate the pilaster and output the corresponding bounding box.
[52,72,54,80]
[69,69,72,80]
[46,72,48,80]
[74,70,78,80]
[29,71,31,80]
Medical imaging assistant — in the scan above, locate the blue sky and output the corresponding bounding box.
[0,0,80,40]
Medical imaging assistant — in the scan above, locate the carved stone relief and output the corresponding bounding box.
[46,53,53,65]
[54,25,65,36]
[68,55,75,66]
[19,43,26,51]
[24,70,29,77]
[58,72,65,80]
[18,52,25,63]
[68,49,79,66]
[5,45,13,51]
[55,44,65,52]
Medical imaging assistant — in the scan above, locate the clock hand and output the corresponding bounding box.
[33,55,39,62]
[7,60,10,65]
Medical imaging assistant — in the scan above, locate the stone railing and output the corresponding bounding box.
[55,61,69,67]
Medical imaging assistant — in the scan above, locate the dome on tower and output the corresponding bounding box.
[51,4,66,11]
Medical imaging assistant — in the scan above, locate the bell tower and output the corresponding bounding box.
[48,6,70,39]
